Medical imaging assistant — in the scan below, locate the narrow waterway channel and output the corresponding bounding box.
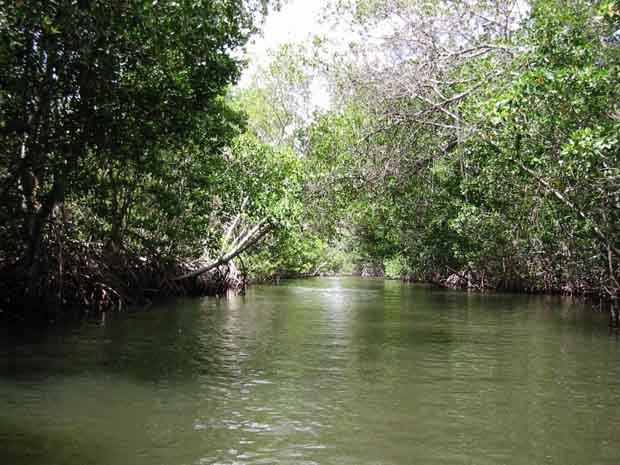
[1,278,619,465]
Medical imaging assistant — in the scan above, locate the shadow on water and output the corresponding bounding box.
[0,298,223,383]
[0,418,108,465]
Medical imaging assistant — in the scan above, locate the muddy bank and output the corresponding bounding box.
[0,239,245,324]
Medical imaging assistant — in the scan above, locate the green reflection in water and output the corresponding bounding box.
[1,278,619,465]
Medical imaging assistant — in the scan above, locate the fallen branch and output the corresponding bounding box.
[174,223,273,281]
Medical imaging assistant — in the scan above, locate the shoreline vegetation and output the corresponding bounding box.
[2,0,620,323]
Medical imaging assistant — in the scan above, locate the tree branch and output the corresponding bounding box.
[174,223,273,281]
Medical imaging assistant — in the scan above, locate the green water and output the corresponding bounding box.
[1,278,619,465]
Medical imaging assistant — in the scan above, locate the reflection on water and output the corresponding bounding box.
[1,278,619,465]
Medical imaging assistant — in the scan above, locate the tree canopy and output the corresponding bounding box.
[1,0,619,317]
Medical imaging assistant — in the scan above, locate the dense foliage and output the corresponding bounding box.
[305,0,620,297]
[0,0,284,315]
[1,0,619,319]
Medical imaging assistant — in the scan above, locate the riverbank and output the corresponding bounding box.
[3,254,619,327]
[0,239,247,324]
[400,268,619,300]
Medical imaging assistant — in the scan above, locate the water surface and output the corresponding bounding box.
[1,278,619,464]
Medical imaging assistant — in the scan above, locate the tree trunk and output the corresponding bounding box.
[24,178,65,311]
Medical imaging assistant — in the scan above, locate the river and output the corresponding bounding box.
[1,277,619,464]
